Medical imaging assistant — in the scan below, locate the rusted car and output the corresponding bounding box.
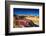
[13,15,39,27]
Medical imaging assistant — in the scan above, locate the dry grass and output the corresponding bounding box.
[25,16,39,25]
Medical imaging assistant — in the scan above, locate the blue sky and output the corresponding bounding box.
[13,8,39,16]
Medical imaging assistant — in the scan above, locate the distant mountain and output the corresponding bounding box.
[15,14,39,16]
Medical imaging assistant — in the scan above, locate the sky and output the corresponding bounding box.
[13,8,39,16]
